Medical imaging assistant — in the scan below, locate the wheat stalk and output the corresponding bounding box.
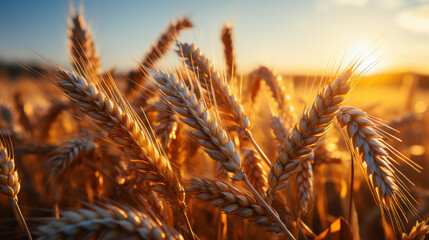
[221,24,236,81]
[36,203,183,240]
[177,42,271,167]
[0,137,32,239]
[153,70,295,239]
[127,17,193,97]
[267,69,354,202]
[177,42,250,131]
[51,68,198,238]
[187,177,282,232]
[337,106,415,222]
[0,139,20,201]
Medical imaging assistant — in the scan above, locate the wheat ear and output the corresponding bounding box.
[14,92,33,135]
[52,68,184,206]
[242,148,268,195]
[53,68,196,238]
[177,42,271,167]
[295,152,313,213]
[46,139,96,181]
[267,69,354,202]
[187,177,282,232]
[0,137,32,240]
[270,115,289,146]
[221,23,236,81]
[402,220,429,240]
[153,70,295,239]
[127,17,193,97]
[249,66,295,121]
[36,203,183,240]
[337,106,416,224]
[69,10,101,77]
[153,71,242,179]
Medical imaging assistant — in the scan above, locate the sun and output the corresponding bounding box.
[343,42,387,75]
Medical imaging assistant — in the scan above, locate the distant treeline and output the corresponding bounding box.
[0,62,47,80]
[1,62,429,88]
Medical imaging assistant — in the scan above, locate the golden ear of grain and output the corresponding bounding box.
[14,92,33,135]
[248,66,295,121]
[401,220,429,240]
[69,12,101,79]
[46,139,96,181]
[36,203,183,240]
[267,69,353,201]
[221,23,236,81]
[270,116,289,147]
[53,68,184,207]
[242,148,268,195]
[151,100,179,150]
[294,153,313,213]
[337,106,417,226]
[186,177,281,232]
[153,71,243,180]
[177,42,250,132]
[0,139,20,201]
[126,17,193,97]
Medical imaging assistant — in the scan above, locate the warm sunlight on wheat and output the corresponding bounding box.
[1,2,429,240]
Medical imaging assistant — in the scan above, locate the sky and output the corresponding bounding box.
[1,0,429,75]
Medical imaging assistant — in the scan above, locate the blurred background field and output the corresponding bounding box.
[2,1,429,240]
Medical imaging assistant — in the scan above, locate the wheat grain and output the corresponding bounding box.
[177,43,274,167]
[295,152,313,213]
[36,203,183,240]
[177,42,250,131]
[270,116,289,146]
[0,138,20,200]
[242,148,268,195]
[267,69,354,201]
[52,68,185,207]
[153,70,242,179]
[337,106,414,218]
[186,177,281,232]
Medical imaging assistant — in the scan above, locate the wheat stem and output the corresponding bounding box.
[242,173,295,240]
[10,197,32,240]
[245,130,271,167]
[348,153,354,225]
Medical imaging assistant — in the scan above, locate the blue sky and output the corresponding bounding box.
[2,0,429,74]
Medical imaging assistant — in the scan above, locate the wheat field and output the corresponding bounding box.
[1,5,429,240]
